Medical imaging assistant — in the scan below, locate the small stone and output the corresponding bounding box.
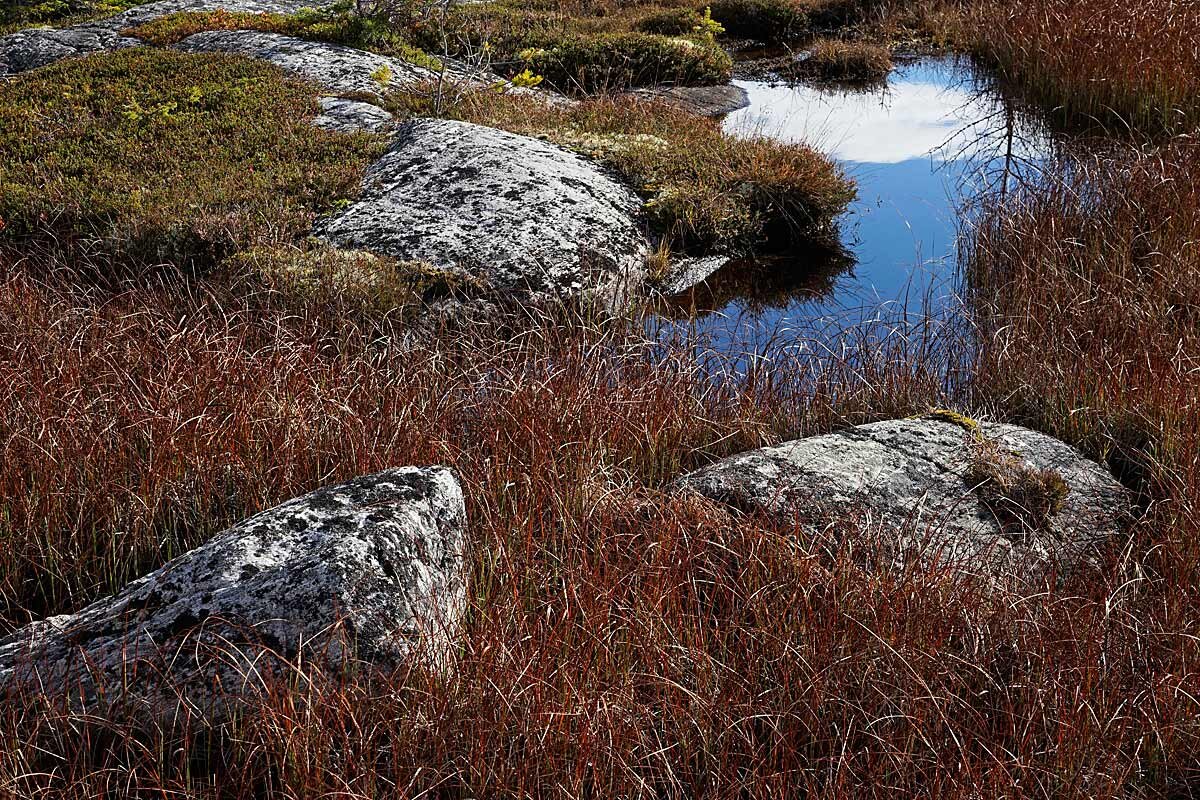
[314,96,395,133]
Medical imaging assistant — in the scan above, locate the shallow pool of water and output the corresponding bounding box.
[657,57,1048,357]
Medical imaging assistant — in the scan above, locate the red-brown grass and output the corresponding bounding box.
[966,0,1200,133]
[1,240,1197,795]
[962,136,1200,795]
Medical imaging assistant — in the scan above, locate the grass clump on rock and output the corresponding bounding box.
[967,437,1070,534]
[390,88,854,253]
[788,37,892,82]
[0,49,386,274]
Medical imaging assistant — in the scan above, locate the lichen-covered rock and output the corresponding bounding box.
[174,29,456,97]
[631,83,750,117]
[0,467,467,717]
[675,417,1130,582]
[0,0,322,75]
[316,118,650,307]
[314,95,395,133]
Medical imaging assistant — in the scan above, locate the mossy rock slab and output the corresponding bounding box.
[674,418,1132,585]
[0,0,324,74]
[630,83,750,117]
[173,28,464,99]
[315,118,650,308]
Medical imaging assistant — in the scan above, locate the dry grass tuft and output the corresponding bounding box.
[788,37,892,82]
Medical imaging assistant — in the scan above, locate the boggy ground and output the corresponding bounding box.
[1,0,1200,797]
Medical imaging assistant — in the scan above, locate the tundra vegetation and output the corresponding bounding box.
[1,0,1200,797]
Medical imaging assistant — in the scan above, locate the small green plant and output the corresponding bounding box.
[509,68,544,88]
[370,63,394,87]
[692,7,725,42]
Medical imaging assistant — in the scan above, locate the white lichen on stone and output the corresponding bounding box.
[0,466,468,719]
[675,418,1131,583]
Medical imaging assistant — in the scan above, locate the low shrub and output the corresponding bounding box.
[0,49,385,275]
[0,0,135,32]
[635,6,702,34]
[393,89,854,253]
[707,0,808,42]
[520,31,732,92]
[787,37,892,82]
[399,0,731,92]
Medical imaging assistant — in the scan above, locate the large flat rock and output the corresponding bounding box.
[676,417,1131,582]
[316,118,650,307]
[0,467,467,718]
[0,0,322,75]
[174,29,453,98]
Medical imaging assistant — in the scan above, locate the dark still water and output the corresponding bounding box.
[655,57,1048,359]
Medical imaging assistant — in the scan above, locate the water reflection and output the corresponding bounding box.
[657,57,1050,360]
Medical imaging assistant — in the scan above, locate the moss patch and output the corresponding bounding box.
[923,408,984,438]
[124,7,443,71]
[388,88,853,254]
[227,244,486,314]
[0,49,386,274]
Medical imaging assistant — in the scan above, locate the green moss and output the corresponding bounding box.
[0,0,136,33]
[387,88,854,254]
[922,408,984,439]
[124,7,443,71]
[0,49,386,273]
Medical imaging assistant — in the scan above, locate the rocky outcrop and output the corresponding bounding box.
[0,0,323,75]
[631,83,750,117]
[675,417,1130,582]
[314,95,396,134]
[316,118,650,307]
[174,29,460,98]
[0,467,468,718]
